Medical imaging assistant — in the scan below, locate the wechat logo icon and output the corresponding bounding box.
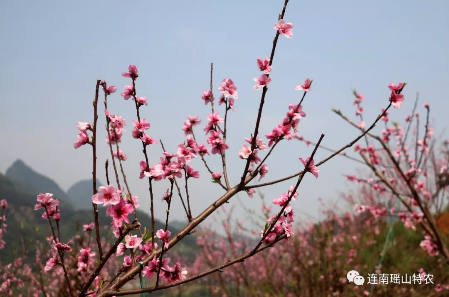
[347,270,365,286]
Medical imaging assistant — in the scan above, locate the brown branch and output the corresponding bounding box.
[239,0,290,187]
[155,181,174,287]
[102,234,287,296]
[246,103,393,190]
[78,222,141,297]
[92,79,103,260]
[96,172,258,296]
[253,133,324,254]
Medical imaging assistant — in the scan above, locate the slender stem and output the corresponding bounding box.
[184,166,193,220]
[155,181,174,287]
[246,104,393,190]
[417,106,430,169]
[92,79,103,260]
[221,101,231,189]
[105,159,110,185]
[160,140,191,220]
[192,132,227,191]
[240,0,290,187]
[130,79,156,249]
[44,207,74,297]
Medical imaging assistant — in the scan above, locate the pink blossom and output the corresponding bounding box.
[295,78,312,92]
[44,253,59,271]
[141,134,158,146]
[389,91,405,109]
[244,136,268,151]
[74,131,89,149]
[1,199,8,209]
[139,161,148,179]
[388,82,404,93]
[132,119,151,132]
[201,90,214,105]
[115,243,126,257]
[259,164,269,181]
[34,193,59,211]
[105,129,122,145]
[353,92,364,104]
[83,222,95,231]
[156,229,171,249]
[253,74,272,90]
[135,96,148,106]
[257,58,272,74]
[238,145,252,159]
[92,185,122,206]
[102,82,117,95]
[246,188,256,198]
[122,65,139,79]
[123,255,132,269]
[218,79,238,99]
[113,149,128,161]
[106,198,134,226]
[274,19,294,38]
[186,165,200,178]
[287,104,306,120]
[77,122,91,132]
[125,235,142,249]
[299,157,319,178]
[358,121,366,129]
[198,144,209,156]
[212,172,223,180]
[121,83,134,100]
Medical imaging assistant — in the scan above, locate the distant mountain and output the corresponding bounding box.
[5,159,72,207]
[0,161,197,263]
[67,179,103,210]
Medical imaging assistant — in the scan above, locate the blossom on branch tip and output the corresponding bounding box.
[274,19,293,38]
[295,78,312,92]
[122,65,139,80]
[102,82,117,95]
[218,79,238,99]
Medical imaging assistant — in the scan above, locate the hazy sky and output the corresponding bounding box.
[1,0,448,233]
